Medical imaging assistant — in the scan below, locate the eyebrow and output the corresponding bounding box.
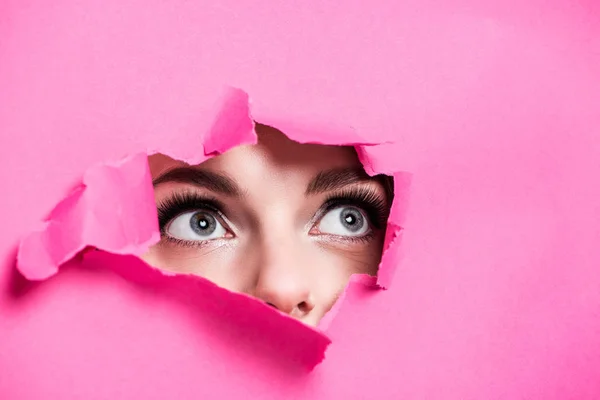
[152,167,242,197]
[305,167,375,195]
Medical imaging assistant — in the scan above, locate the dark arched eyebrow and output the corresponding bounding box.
[153,165,393,202]
[152,167,242,197]
[305,167,374,195]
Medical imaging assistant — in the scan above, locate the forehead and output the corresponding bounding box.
[150,126,362,180]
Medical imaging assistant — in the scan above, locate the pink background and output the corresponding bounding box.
[1,1,600,399]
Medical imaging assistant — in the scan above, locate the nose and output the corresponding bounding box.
[252,237,316,320]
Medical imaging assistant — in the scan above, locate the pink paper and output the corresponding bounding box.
[86,250,332,369]
[16,154,158,280]
[2,1,600,399]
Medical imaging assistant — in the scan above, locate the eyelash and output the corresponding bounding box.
[320,188,389,230]
[156,188,390,245]
[157,192,228,234]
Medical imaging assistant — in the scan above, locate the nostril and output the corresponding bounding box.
[297,301,310,313]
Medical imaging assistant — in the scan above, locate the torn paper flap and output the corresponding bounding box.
[17,153,159,280]
[84,250,332,370]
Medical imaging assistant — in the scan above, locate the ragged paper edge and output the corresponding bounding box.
[15,85,411,368]
[16,153,161,280]
[82,250,332,370]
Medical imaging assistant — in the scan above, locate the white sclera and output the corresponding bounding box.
[166,211,227,240]
[317,206,369,236]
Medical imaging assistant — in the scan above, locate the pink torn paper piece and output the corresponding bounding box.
[84,250,332,369]
[17,153,159,280]
[255,115,394,146]
[145,86,257,166]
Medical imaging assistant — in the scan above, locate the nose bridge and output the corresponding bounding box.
[252,219,314,316]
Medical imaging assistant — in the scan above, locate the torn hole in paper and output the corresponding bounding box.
[144,123,397,329]
[15,89,409,369]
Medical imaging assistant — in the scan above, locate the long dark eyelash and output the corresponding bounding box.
[322,187,390,230]
[156,191,226,233]
[321,230,377,245]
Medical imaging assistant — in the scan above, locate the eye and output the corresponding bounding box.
[316,206,370,237]
[165,210,228,241]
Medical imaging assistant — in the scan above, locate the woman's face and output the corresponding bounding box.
[142,125,391,327]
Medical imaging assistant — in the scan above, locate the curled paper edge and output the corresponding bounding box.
[16,153,160,281]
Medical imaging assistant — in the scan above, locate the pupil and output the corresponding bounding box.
[190,212,217,236]
[339,207,364,232]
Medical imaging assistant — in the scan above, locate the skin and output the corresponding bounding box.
[141,125,389,327]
